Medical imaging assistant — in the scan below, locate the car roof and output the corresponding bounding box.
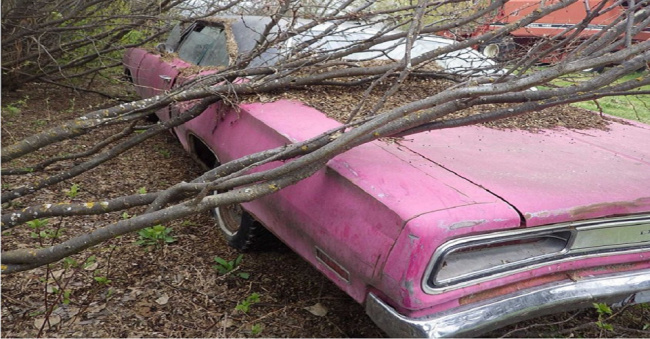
[196,15,497,74]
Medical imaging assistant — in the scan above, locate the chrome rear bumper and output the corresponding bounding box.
[366,269,650,338]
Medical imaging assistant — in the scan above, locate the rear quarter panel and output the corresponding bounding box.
[181,100,402,302]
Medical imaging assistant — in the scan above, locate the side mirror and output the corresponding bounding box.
[156,43,171,53]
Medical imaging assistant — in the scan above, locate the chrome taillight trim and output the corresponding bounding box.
[433,230,573,284]
[423,214,650,294]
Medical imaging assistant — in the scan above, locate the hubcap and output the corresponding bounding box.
[212,193,242,236]
[483,44,500,58]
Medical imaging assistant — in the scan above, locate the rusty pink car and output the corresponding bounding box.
[123,16,650,338]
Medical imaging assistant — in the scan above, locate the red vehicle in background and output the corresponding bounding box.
[456,0,650,62]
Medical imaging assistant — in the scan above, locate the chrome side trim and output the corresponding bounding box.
[315,246,351,283]
[366,269,650,338]
[423,214,650,294]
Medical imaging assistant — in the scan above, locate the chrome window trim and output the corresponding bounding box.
[422,213,650,294]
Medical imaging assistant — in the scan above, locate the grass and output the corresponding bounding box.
[573,94,650,123]
[551,69,650,123]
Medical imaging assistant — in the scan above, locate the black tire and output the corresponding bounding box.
[211,194,280,251]
[202,147,281,251]
[145,113,160,122]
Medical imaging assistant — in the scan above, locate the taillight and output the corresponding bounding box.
[431,230,572,287]
[424,214,650,294]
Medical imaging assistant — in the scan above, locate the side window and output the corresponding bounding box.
[176,24,230,66]
[198,26,230,66]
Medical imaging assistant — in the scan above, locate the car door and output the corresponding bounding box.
[166,22,231,139]
[134,24,189,101]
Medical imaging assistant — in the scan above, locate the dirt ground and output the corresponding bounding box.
[1,82,649,338]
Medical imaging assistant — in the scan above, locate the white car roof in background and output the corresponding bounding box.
[208,15,499,75]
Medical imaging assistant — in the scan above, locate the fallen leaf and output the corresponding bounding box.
[219,317,234,328]
[303,303,328,317]
[121,288,143,302]
[172,273,184,284]
[53,305,80,318]
[83,262,98,271]
[135,301,154,317]
[155,293,169,305]
[67,306,80,317]
[85,303,106,318]
[51,269,66,279]
[33,314,61,329]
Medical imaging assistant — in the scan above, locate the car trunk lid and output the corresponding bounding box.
[395,120,650,226]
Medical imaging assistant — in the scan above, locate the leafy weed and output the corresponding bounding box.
[235,292,260,313]
[593,302,614,331]
[65,183,80,199]
[251,323,264,335]
[213,254,249,279]
[137,225,177,248]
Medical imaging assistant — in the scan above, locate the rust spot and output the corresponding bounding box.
[459,262,642,305]
[460,273,565,305]
[524,210,551,220]
[569,197,650,219]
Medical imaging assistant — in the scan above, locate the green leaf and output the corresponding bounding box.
[66,183,80,198]
[235,303,249,313]
[238,272,250,280]
[27,219,49,229]
[213,256,229,267]
[212,265,226,274]
[94,276,111,284]
[251,323,263,335]
[597,321,613,331]
[63,290,71,305]
[63,257,78,268]
[593,302,612,315]
[235,254,244,266]
[83,255,97,268]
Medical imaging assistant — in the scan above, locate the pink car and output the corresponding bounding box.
[123,16,650,337]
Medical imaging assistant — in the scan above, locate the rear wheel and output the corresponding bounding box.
[194,137,281,251]
[211,200,280,251]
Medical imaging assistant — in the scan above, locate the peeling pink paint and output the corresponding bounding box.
[400,125,650,226]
